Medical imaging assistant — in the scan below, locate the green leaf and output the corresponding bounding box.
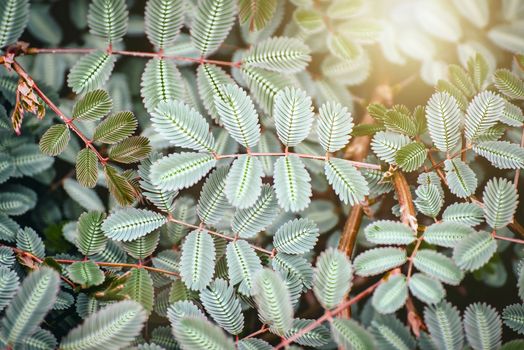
[66,261,105,287]
[0,267,19,312]
[494,69,524,100]
[72,89,112,121]
[0,185,37,216]
[144,0,184,49]
[370,315,416,350]
[467,53,490,91]
[503,304,524,335]
[39,124,70,156]
[415,184,444,218]
[102,208,167,242]
[293,8,325,34]
[426,92,462,153]
[483,177,518,230]
[464,303,502,350]
[244,37,311,73]
[424,301,464,350]
[201,278,244,335]
[237,338,272,350]
[238,0,277,31]
[108,136,151,164]
[442,202,484,226]
[214,84,260,148]
[197,166,231,225]
[274,155,312,212]
[444,159,478,198]
[225,155,263,209]
[501,100,524,127]
[0,0,29,47]
[473,141,524,169]
[150,152,216,192]
[60,300,147,350]
[465,91,505,143]
[371,131,410,164]
[372,274,408,314]
[93,111,137,144]
[76,148,99,188]
[151,99,215,152]
[0,213,19,242]
[408,273,445,305]
[68,51,117,94]
[453,231,497,271]
[141,58,184,113]
[0,153,14,185]
[123,268,154,312]
[413,249,464,285]
[122,231,159,260]
[331,318,375,350]
[252,269,293,336]
[173,316,235,350]
[317,102,353,152]
[395,142,427,172]
[180,229,216,291]
[313,248,352,309]
[273,87,314,147]
[226,240,262,296]
[104,165,136,206]
[63,178,104,212]
[354,247,407,277]
[364,220,416,245]
[197,64,235,122]
[274,218,319,254]
[240,66,289,114]
[325,158,369,205]
[88,0,128,44]
[1,267,60,345]
[167,300,205,326]
[272,253,313,292]
[11,144,54,176]
[284,318,331,347]
[383,108,418,136]
[232,184,279,238]
[423,222,474,248]
[327,33,362,61]
[16,227,45,259]
[138,153,178,214]
[191,0,236,56]
[78,211,107,256]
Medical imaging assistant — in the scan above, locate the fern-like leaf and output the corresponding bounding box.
[77,211,107,256]
[1,267,60,346]
[331,318,376,350]
[453,230,497,271]
[121,231,159,260]
[426,92,462,153]
[370,315,416,350]
[413,249,464,285]
[87,0,128,44]
[232,184,279,238]
[201,278,244,335]
[141,58,184,113]
[325,158,369,205]
[408,273,446,305]
[0,267,19,312]
[197,64,235,122]
[364,220,416,245]
[93,111,137,144]
[197,166,232,225]
[67,50,116,94]
[274,155,312,212]
[151,100,215,152]
[240,65,289,114]
[372,274,408,314]
[444,159,478,198]
[173,316,235,350]
[243,37,311,73]
[274,218,319,254]
[40,124,71,157]
[354,247,407,277]
[0,0,29,48]
[238,0,277,31]
[66,261,105,287]
[108,136,151,163]
[273,87,314,147]
[415,184,444,218]
[442,202,484,226]
[225,155,263,209]
[226,240,262,296]
[72,89,112,121]
[464,303,502,350]
[395,142,427,172]
[424,301,464,350]
[191,0,236,56]
[317,102,354,152]
[150,152,216,192]
[144,0,184,49]
[252,269,293,336]
[483,177,519,230]
[313,248,352,309]
[494,69,524,100]
[465,91,505,143]
[423,221,474,248]
[122,268,154,313]
[102,208,167,242]
[473,141,524,169]
[60,300,147,350]
[371,131,410,164]
[180,229,216,291]
[138,153,178,213]
[214,84,260,148]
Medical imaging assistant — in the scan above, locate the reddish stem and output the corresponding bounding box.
[492,233,524,245]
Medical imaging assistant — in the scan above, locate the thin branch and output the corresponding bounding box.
[53,258,179,276]
[26,47,242,68]
[492,233,524,245]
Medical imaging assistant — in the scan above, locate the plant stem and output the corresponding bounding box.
[492,234,524,245]
[53,258,179,276]
[27,47,241,68]
[10,60,108,164]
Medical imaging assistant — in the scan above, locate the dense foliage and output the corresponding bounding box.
[0,0,524,349]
